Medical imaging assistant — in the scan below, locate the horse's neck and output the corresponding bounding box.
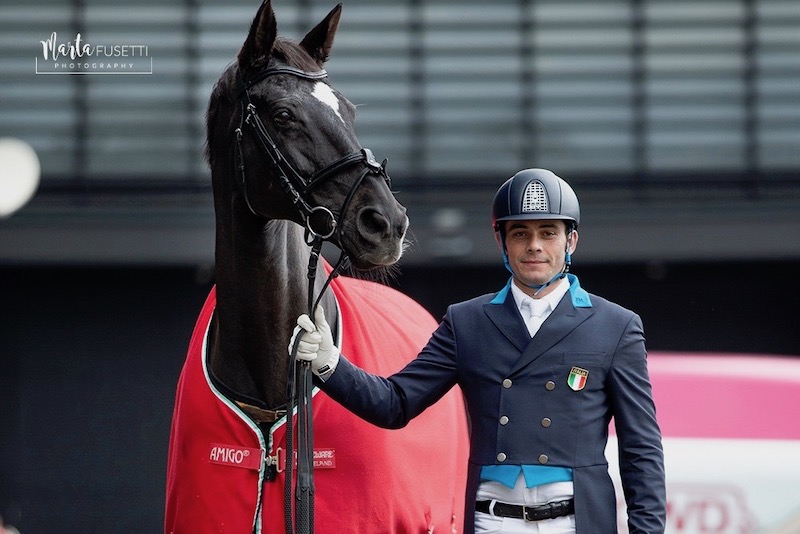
[210,218,334,408]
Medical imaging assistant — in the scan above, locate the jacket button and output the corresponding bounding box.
[497,452,507,462]
[541,417,551,427]
[538,454,549,464]
[502,379,513,389]
[499,415,509,425]
[545,381,556,391]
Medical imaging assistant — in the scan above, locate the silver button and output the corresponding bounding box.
[541,417,552,428]
[502,379,513,389]
[499,415,509,425]
[538,454,549,464]
[497,452,507,462]
[545,381,556,391]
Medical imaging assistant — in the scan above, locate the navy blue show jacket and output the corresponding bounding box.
[321,275,666,534]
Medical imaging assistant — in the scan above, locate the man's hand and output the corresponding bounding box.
[289,305,340,380]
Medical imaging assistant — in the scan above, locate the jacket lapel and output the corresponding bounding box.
[510,295,594,374]
[483,292,529,353]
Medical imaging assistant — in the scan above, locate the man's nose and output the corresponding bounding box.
[526,237,542,251]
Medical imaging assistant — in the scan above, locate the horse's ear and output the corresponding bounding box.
[299,3,342,66]
[238,0,277,71]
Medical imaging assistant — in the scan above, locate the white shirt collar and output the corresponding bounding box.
[510,276,570,316]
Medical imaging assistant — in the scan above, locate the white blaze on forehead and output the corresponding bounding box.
[311,82,345,123]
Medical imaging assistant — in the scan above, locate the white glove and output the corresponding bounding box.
[289,305,340,380]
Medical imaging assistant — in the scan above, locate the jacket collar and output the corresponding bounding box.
[489,274,592,308]
[484,274,594,367]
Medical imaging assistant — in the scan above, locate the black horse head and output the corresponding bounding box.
[206,0,408,270]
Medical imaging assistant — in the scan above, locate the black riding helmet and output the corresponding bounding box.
[492,168,580,231]
[491,168,580,287]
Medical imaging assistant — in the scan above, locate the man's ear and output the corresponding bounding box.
[494,226,505,252]
[567,229,579,254]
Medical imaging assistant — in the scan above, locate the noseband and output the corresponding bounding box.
[233,64,391,243]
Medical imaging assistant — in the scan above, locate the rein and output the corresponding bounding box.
[233,62,390,534]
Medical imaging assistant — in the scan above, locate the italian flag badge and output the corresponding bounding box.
[567,366,588,391]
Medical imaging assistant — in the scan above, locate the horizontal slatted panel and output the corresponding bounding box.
[82,5,193,178]
[0,0,798,188]
[322,3,416,174]
[529,2,636,174]
[757,0,800,170]
[0,6,79,178]
[644,2,749,171]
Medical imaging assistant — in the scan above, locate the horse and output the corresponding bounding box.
[165,2,469,533]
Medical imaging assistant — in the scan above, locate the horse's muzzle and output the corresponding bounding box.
[350,204,408,267]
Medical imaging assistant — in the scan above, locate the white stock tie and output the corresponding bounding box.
[520,298,550,337]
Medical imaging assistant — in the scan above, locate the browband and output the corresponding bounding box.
[236,66,328,100]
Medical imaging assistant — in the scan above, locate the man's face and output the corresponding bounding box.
[503,219,576,293]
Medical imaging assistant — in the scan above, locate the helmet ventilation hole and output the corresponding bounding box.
[522,180,548,212]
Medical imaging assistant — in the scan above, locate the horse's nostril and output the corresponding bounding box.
[358,208,391,238]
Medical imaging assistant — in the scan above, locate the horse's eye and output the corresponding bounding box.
[273,109,294,126]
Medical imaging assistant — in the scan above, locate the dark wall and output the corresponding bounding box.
[1,261,797,532]
[394,260,800,356]
[0,268,211,533]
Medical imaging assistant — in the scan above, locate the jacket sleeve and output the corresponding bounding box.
[608,313,667,534]
[320,310,459,429]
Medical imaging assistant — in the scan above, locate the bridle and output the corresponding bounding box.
[232,62,393,534]
[233,62,396,316]
[234,63,391,245]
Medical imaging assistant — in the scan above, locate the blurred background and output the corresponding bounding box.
[1,0,798,531]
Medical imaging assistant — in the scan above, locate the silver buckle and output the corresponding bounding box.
[522,505,532,522]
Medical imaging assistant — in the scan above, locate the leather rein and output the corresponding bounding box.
[233,63,391,534]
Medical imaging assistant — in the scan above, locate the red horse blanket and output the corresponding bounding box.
[165,273,469,533]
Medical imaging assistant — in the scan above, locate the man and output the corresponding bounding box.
[292,168,666,533]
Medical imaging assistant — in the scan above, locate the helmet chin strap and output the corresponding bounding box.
[513,267,567,297]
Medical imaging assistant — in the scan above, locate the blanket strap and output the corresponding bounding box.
[235,401,287,424]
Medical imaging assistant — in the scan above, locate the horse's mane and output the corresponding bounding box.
[204,38,319,165]
[270,39,320,72]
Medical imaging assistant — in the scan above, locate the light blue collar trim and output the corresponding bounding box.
[489,279,512,305]
[490,274,592,308]
[566,274,592,308]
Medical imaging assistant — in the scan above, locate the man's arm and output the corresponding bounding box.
[608,313,667,534]
[292,305,459,429]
